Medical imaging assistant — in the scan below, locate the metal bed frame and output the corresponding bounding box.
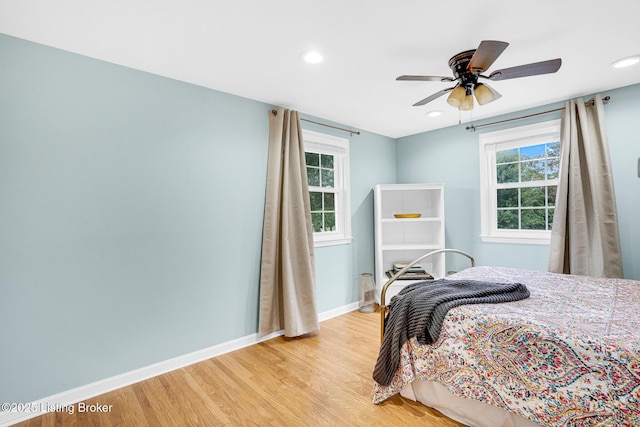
[379,248,475,342]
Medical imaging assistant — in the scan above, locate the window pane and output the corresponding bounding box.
[547,158,559,180]
[496,149,518,164]
[305,152,319,167]
[521,160,545,181]
[497,163,519,183]
[324,192,335,211]
[546,141,560,157]
[497,209,519,229]
[309,192,322,211]
[520,144,545,160]
[311,212,323,232]
[547,186,557,206]
[321,154,334,169]
[521,209,546,230]
[321,169,334,187]
[307,167,320,187]
[324,213,336,231]
[521,186,545,207]
[497,188,518,208]
[548,208,555,230]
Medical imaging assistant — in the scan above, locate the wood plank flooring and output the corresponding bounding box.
[15,310,464,426]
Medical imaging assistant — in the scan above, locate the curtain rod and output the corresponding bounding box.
[465,95,611,132]
[270,109,360,136]
[301,117,361,136]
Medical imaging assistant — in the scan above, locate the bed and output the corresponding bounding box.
[373,252,640,427]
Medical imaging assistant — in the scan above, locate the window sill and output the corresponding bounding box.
[480,234,550,245]
[313,236,353,248]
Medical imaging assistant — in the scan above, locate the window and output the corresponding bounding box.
[303,129,352,247]
[479,120,561,244]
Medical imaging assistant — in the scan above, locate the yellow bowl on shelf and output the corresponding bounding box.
[394,213,421,218]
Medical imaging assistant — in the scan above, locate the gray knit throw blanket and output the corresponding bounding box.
[373,279,530,386]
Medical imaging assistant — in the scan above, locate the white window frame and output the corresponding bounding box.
[303,129,352,247]
[478,120,561,245]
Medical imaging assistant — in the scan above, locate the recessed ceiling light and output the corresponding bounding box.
[611,55,640,68]
[426,110,442,118]
[302,51,323,64]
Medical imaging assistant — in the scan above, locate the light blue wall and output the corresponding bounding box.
[397,84,640,279]
[0,34,396,404]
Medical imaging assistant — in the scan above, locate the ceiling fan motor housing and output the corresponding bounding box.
[449,49,479,91]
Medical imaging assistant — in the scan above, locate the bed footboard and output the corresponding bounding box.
[379,248,475,343]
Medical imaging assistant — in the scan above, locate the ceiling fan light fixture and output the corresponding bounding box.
[460,93,474,111]
[446,86,466,108]
[474,83,495,105]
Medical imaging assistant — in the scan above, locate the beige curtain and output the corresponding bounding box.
[258,108,319,337]
[548,94,623,278]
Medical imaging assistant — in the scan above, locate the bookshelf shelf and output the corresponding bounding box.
[380,217,441,222]
[381,243,441,251]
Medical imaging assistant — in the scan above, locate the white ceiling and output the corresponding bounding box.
[1,0,639,138]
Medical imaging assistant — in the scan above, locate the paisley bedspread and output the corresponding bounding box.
[373,266,640,427]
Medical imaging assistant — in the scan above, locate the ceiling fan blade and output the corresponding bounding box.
[488,58,562,81]
[397,75,455,82]
[412,86,456,106]
[468,40,509,72]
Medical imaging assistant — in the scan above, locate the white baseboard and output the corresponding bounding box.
[0,302,359,427]
[318,301,359,322]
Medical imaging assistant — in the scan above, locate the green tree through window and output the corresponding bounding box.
[495,141,559,231]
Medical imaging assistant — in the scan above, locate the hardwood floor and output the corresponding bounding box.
[15,310,464,426]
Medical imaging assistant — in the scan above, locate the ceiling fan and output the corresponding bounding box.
[397,40,562,111]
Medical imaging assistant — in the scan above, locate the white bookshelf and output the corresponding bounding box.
[373,183,445,303]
